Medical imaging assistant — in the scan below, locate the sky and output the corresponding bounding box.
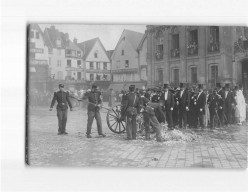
[39,24,146,51]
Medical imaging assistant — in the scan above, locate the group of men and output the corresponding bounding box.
[49,82,246,142]
[120,82,246,142]
[49,84,106,138]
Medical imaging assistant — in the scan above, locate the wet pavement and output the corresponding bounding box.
[27,105,247,168]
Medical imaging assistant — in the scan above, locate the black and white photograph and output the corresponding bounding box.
[27,24,247,168]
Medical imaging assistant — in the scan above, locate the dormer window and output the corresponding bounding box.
[56,39,61,48]
[122,50,124,55]
[30,31,34,38]
[77,51,81,57]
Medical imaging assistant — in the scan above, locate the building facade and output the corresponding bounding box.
[29,24,49,92]
[77,38,111,89]
[110,29,146,90]
[146,25,248,89]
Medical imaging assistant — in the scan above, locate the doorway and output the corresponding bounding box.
[242,60,248,90]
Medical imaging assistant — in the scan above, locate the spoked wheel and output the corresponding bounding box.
[106,105,126,134]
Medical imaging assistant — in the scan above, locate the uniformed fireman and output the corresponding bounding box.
[49,84,73,135]
[82,84,106,138]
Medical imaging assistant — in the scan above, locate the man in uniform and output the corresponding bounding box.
[49,84,73,135]
[82,84,106,138]
[121,85,140,140]
[223,83,236,125]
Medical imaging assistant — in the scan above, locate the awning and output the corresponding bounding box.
[108,82,147,91]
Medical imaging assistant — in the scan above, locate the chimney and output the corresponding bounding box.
[73,38,77,44]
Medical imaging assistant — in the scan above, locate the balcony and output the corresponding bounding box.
[155,52,163,60]
[30,48,44,53]
[29,59,48,66]
[234,39,248,53]
[65,66,84,71]
[208,42,220,53]
[86,69,110,73]
[171,48,180,58]
[187,43,198,56]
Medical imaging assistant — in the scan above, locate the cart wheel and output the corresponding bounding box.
[106,105,126,134]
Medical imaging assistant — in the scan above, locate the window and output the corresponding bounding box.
[191,67,197,83]
[30,31,34,38]
[157,69,163,84]
[77,51,81,57]
[49,57,51,66]
[125,60,129,68]
[57,49,61,56]
[103,62,107,70]
[208,26,220,53]
[90,62,94,69]
[57,71,63,80]
[30,42,35,48]
[210,65,218,87]
[96,62,100,69]
[173,69,179,85]
[103,74,108,80]
[90,74,94,81]
[57,60,61,67]
[77,72,81,80]
[67,60,71,67]
[155,31,164,60]
[36,32,39,39]
[77,60,81,66]
[94,52,98,58]
[171,34,180,57]
[156,44,163,60]
[96,74,101,80]
[188,29,198,55]
[122,50,124,55]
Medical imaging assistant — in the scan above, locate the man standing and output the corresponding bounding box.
[196,84,206,129]
[223,84,236,125]
[82,84,106,138]
[177,83,190,129]
[160,84,174,130]
[49,84,73,135]
[188,86,198,129]
[207,88,219,130]
[122,85,140,140]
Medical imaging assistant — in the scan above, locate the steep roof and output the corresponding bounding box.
[106,50,114,59]
[43,26,68,48]
[77,37,109,61]
[29,24,44,37]
[123,29,144,50]
[77,38,98,59]
[137,33,147,51]
[67,40,82,51]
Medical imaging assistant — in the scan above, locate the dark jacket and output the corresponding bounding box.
[50,90,72,110]
[160,91,175,110]
[82,90,102,111]
[207,93,219,110]
[146,102,166,123]
[223,91,235,110]
[196,91,206,111]
[122,92,140,114]
[176,89,190,110]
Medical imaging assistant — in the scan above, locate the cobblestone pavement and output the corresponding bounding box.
[28,104,248,169]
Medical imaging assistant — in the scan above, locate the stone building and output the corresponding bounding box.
[110,29,146,90]
[146,25,248,89]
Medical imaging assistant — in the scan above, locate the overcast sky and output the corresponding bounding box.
[39,24,146,51]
